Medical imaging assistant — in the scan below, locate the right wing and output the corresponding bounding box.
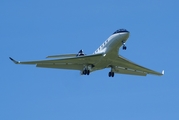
[9,53,104,71]
[111,55,164,76]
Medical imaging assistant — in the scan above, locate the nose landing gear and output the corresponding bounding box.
[122,41,127,50]
[123,45,127,50]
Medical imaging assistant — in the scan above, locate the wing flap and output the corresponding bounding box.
[46,54,77,58]
[114,67,147,76]
[36,64,83,70]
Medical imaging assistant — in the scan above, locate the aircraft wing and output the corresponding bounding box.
[9,53,104,71]
[111,55,164,76]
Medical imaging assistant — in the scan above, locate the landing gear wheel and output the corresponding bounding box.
[123,46,127,50]
[108,72,114,77]
[108,72,111,77]
[83,69,90,75]
[111,72,114,77]
[83,70,87,75]
[87,70,90,75]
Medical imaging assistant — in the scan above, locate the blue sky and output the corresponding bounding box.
[1,0,179,120]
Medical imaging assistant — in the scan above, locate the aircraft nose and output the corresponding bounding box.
[121,32,130,39]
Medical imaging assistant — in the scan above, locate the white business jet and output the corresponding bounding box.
[9,29,164,77]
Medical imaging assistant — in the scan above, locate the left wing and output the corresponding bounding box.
[9,53,104,71]
[111,55,164,76]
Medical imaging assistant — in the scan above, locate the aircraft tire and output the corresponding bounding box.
[123,46,127,50]
[112,72,114,77]
[108,72,111,77]
[87,70,90,75]
[83,70,87,75]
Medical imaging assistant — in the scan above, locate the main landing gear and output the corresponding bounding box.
[108,66,115,77]
[81,64,94,75]
[82,69,90,75]
[108,71,114,77]
[122,41,127,50]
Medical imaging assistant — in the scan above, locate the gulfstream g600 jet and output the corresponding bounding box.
[9,29,164,77]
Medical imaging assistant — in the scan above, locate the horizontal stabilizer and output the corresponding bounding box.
[9,57,19,64]
[46,54,77,58]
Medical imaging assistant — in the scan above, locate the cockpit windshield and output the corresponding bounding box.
[113,29,129,34]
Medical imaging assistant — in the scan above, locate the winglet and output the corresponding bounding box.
[162,70,165,75]
[9,57,19,64]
